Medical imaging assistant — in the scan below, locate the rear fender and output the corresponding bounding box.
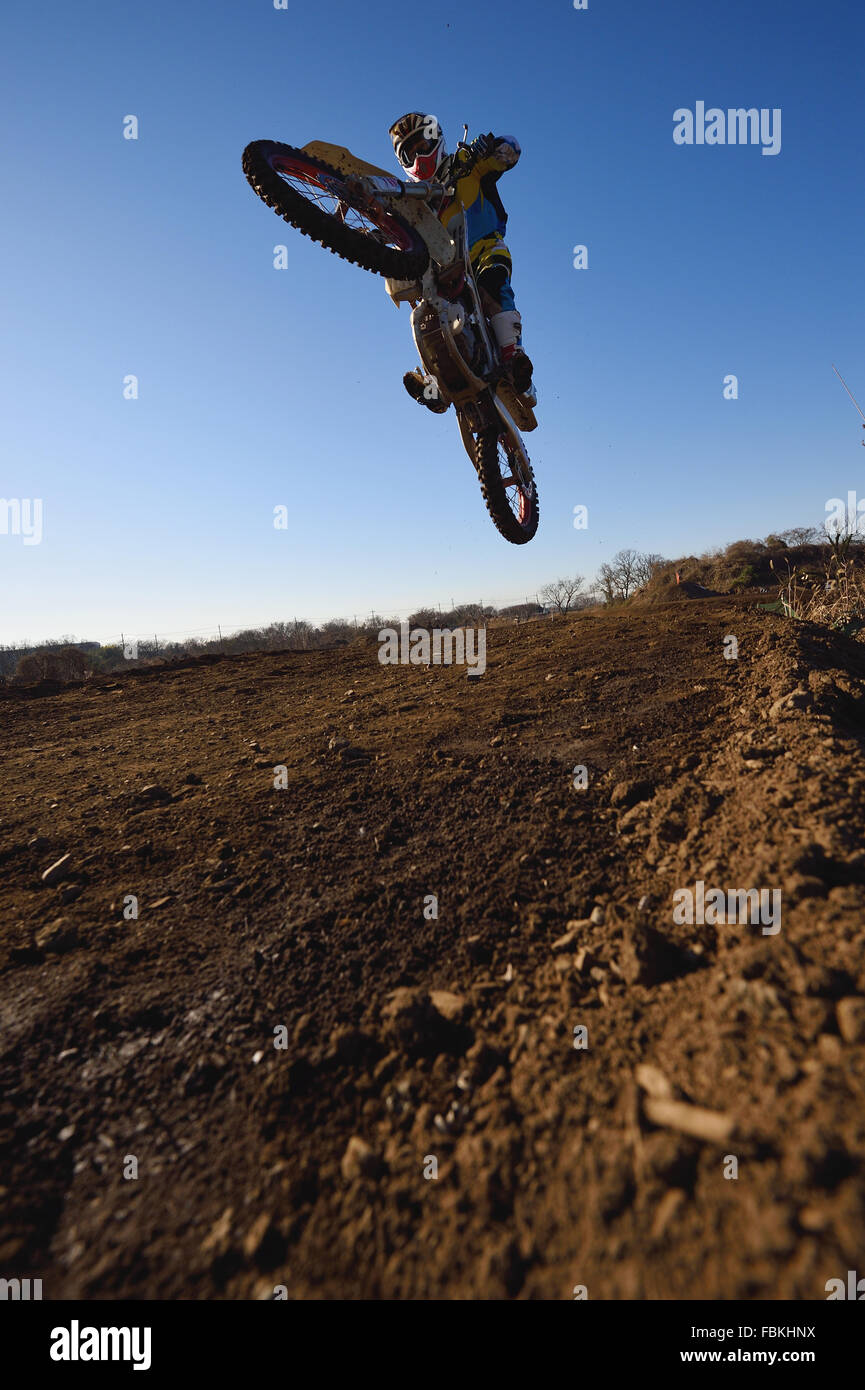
[495,377,538,432]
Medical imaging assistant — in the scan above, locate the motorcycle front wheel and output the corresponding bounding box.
[242,141,429,280]
[474,420,539,544]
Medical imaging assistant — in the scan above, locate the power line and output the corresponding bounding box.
[832,363,865,422]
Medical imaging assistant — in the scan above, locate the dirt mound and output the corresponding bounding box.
[644,538,864,603]
[632,578,725,604]
[2,598,865,1299]
[672,579,723,598]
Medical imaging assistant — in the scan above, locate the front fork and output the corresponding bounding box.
[410,297,531,486]
[458,395,533,486]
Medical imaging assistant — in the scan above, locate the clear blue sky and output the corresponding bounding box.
[1,0,862,645]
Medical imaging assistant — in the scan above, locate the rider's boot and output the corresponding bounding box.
[491,310,534,394]
[403,368,448,414]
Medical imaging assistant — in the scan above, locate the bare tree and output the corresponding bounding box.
[825,513,863,562]
[289,619,314,649]
[632,552,667,587]
[57,645,88,679]
[538,575,586,614]
[779,526,821,548]
[595,550,662,604]
[614,549,641,599]
[14,645,88,682]
[595,551,639,604]
[499,602,542,621]
[594,564,616,606]
[318,621,354,646]
[262,621,293,648]
[15,653,43,682]
[363,614,388,633]
[407,608,439,629]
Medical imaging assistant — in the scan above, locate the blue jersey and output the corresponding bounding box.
[441,135,521,250]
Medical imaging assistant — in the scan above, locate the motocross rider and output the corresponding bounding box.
[389,112,534,413]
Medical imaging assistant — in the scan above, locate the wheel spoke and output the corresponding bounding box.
[498,439,532,523]
[272,163,409,250]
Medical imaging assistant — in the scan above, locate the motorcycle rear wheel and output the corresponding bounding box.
[242,141,429,279]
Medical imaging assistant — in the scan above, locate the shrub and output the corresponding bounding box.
[730,564,758,591]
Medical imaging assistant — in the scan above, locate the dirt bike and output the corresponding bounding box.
[242,136,539,544]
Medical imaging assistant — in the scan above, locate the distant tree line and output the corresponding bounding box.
[0,561,663,684]
[9,531,852,685]
[0,600,543,683]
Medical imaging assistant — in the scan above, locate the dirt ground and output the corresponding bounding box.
[2,596,865,1300]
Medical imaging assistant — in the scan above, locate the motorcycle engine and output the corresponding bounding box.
[451,308,483,374]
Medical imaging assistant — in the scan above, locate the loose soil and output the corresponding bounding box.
[2,596,864,1300]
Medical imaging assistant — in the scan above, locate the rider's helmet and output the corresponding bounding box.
[389,112,448,182]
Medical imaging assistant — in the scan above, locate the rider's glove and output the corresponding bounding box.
[467,132,496,162]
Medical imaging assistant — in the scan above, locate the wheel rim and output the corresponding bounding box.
[267,152,418,252]
[496,434,535,528]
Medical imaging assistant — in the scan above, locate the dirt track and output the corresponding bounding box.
[2,597,865,1300]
